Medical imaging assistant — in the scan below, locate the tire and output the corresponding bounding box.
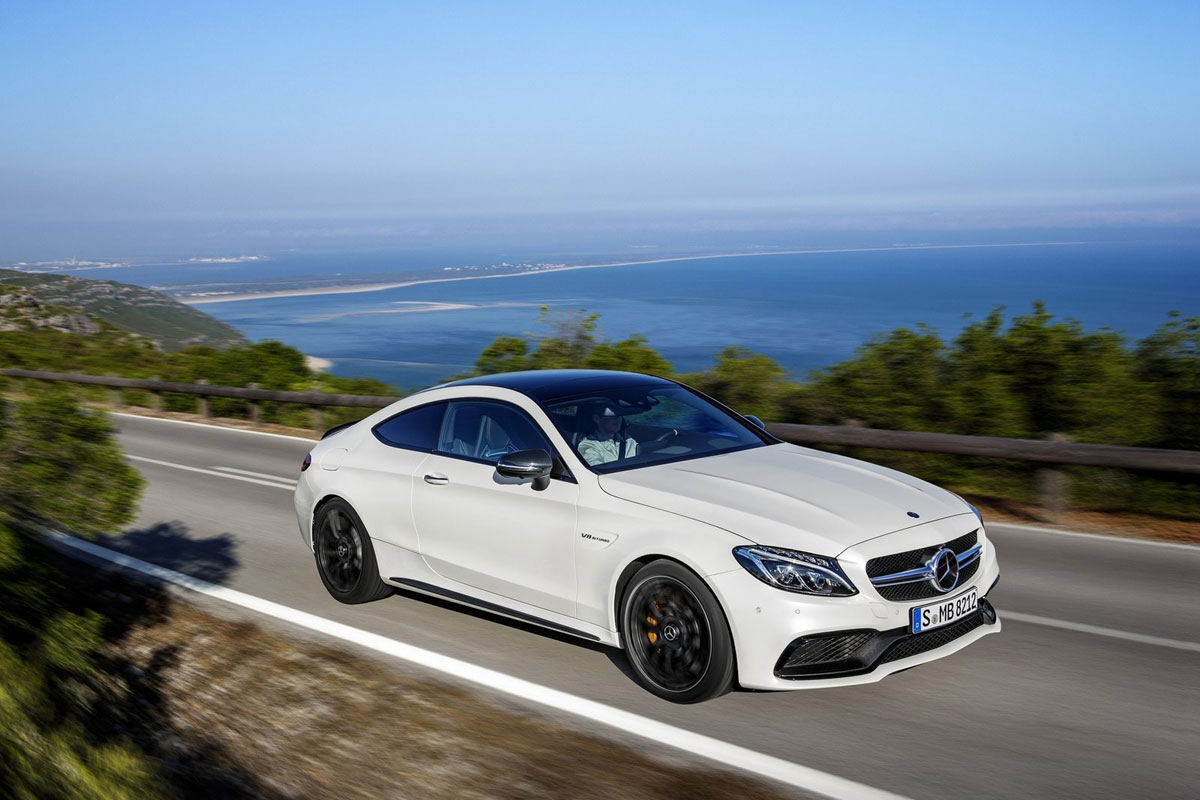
[620,560,735,703]
[313,499,392,604]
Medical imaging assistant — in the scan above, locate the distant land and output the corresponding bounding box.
[0,268,246,351]
[175,241,1087,305]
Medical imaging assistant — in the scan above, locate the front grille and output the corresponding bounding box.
[879,611,986,664]
[867,529,979,602]
[876,558,982,602]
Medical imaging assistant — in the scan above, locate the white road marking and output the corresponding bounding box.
[127,455,296,491]
[213,465,298,485]
[1003,611,1200,653]
[113,411,322,443]
[51,532,911,800]
[987,522,1198,552]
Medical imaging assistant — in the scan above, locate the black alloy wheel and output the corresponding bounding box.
[621,560,735,703]
[313,499,392,604]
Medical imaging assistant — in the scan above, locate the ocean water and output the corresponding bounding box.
[175,238,1200,390]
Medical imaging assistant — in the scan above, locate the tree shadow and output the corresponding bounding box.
[48,539,294,800]
[97,520,240,585]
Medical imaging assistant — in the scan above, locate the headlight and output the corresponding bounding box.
[732,546,857,597]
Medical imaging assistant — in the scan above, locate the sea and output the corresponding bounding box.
[33,232,1200,390]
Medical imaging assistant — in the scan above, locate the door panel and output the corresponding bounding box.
[412,400,579,616]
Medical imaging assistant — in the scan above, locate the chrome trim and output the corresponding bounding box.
[869,539,984,593]
[869,566,934,587]
[956,543,983,569]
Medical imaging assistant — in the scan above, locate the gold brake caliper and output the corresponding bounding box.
[645,613,659,644]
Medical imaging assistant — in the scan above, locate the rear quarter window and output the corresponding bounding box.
[372,402,447,451]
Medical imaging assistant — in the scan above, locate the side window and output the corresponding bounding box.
[372,402,447,451]
[436,401,553,463]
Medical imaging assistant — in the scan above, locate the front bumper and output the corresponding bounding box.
[774,594,998,679]
[709,537,1001,691]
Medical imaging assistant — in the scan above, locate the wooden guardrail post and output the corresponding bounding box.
[197,379,210,418]
[311,405,323,433]
[247,383,261,424]
[150,377,163,411]
[1036,433,1069,522]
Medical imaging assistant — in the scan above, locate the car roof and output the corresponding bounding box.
[431,369,674,402]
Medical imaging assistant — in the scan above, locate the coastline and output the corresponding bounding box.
[178,241,1087,306]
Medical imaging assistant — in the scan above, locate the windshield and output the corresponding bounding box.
[540,383,771,473]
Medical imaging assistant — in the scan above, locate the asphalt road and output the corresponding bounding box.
[104,413,1200,800]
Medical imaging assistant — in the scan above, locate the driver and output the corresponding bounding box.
[577,403,638,466]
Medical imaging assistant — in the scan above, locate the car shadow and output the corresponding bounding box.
[98,520,241,586]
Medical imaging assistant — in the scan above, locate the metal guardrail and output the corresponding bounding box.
[5,367,1199,515]
[765,423,1200,475]
[0,368,394,409]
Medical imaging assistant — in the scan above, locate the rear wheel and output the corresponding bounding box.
[313,499,392,604]
[621,560,734,703]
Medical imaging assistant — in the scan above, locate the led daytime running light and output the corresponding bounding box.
[733,545,857,597]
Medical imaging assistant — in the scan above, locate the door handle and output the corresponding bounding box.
[423,473,449,485]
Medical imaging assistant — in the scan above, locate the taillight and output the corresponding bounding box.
[300,453,312,472]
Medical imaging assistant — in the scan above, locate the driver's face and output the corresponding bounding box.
[593,413,621,436]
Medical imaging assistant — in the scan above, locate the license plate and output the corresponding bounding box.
[911,586,978,634]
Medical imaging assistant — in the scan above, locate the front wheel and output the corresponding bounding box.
[621,560,735,703]
[313,499,392,604]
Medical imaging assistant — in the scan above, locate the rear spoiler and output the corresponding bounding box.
[321,421,357,440]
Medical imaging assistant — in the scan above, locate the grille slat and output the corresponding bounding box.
[880,611,986,664]
[867,529,979,602]
[779,630,876,669]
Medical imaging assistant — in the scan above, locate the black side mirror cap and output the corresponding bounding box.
[496,449,554,490]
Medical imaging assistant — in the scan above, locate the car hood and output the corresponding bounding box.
[597,443,971,556]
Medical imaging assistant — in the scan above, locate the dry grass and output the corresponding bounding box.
[111,602,794,800]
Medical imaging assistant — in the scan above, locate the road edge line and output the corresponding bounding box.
[1001,611,1200,653]
[112,411,320,442]
[49,531,911,800]
[986,522,1199,551]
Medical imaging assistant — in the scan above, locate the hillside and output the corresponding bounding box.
[0,269,246,350]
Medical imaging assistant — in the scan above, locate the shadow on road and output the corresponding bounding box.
[99,520,240,585]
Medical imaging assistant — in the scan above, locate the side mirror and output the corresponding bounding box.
[496,449,554,491]
[745,414,767,431]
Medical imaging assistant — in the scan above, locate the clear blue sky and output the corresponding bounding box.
[1,1,1198,255]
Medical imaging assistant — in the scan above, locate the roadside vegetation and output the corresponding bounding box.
[0,384,159,798]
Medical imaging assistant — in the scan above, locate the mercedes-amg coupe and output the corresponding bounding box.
[295,370,1000,703]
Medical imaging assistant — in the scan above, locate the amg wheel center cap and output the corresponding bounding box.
[661,623,680,642]
[928,547,960,593]
[336,543,349,559]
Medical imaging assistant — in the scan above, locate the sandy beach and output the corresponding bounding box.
[178,241,1086,306]
[304,355,333,371]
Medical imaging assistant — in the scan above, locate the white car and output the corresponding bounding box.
[295,369,1000,703]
